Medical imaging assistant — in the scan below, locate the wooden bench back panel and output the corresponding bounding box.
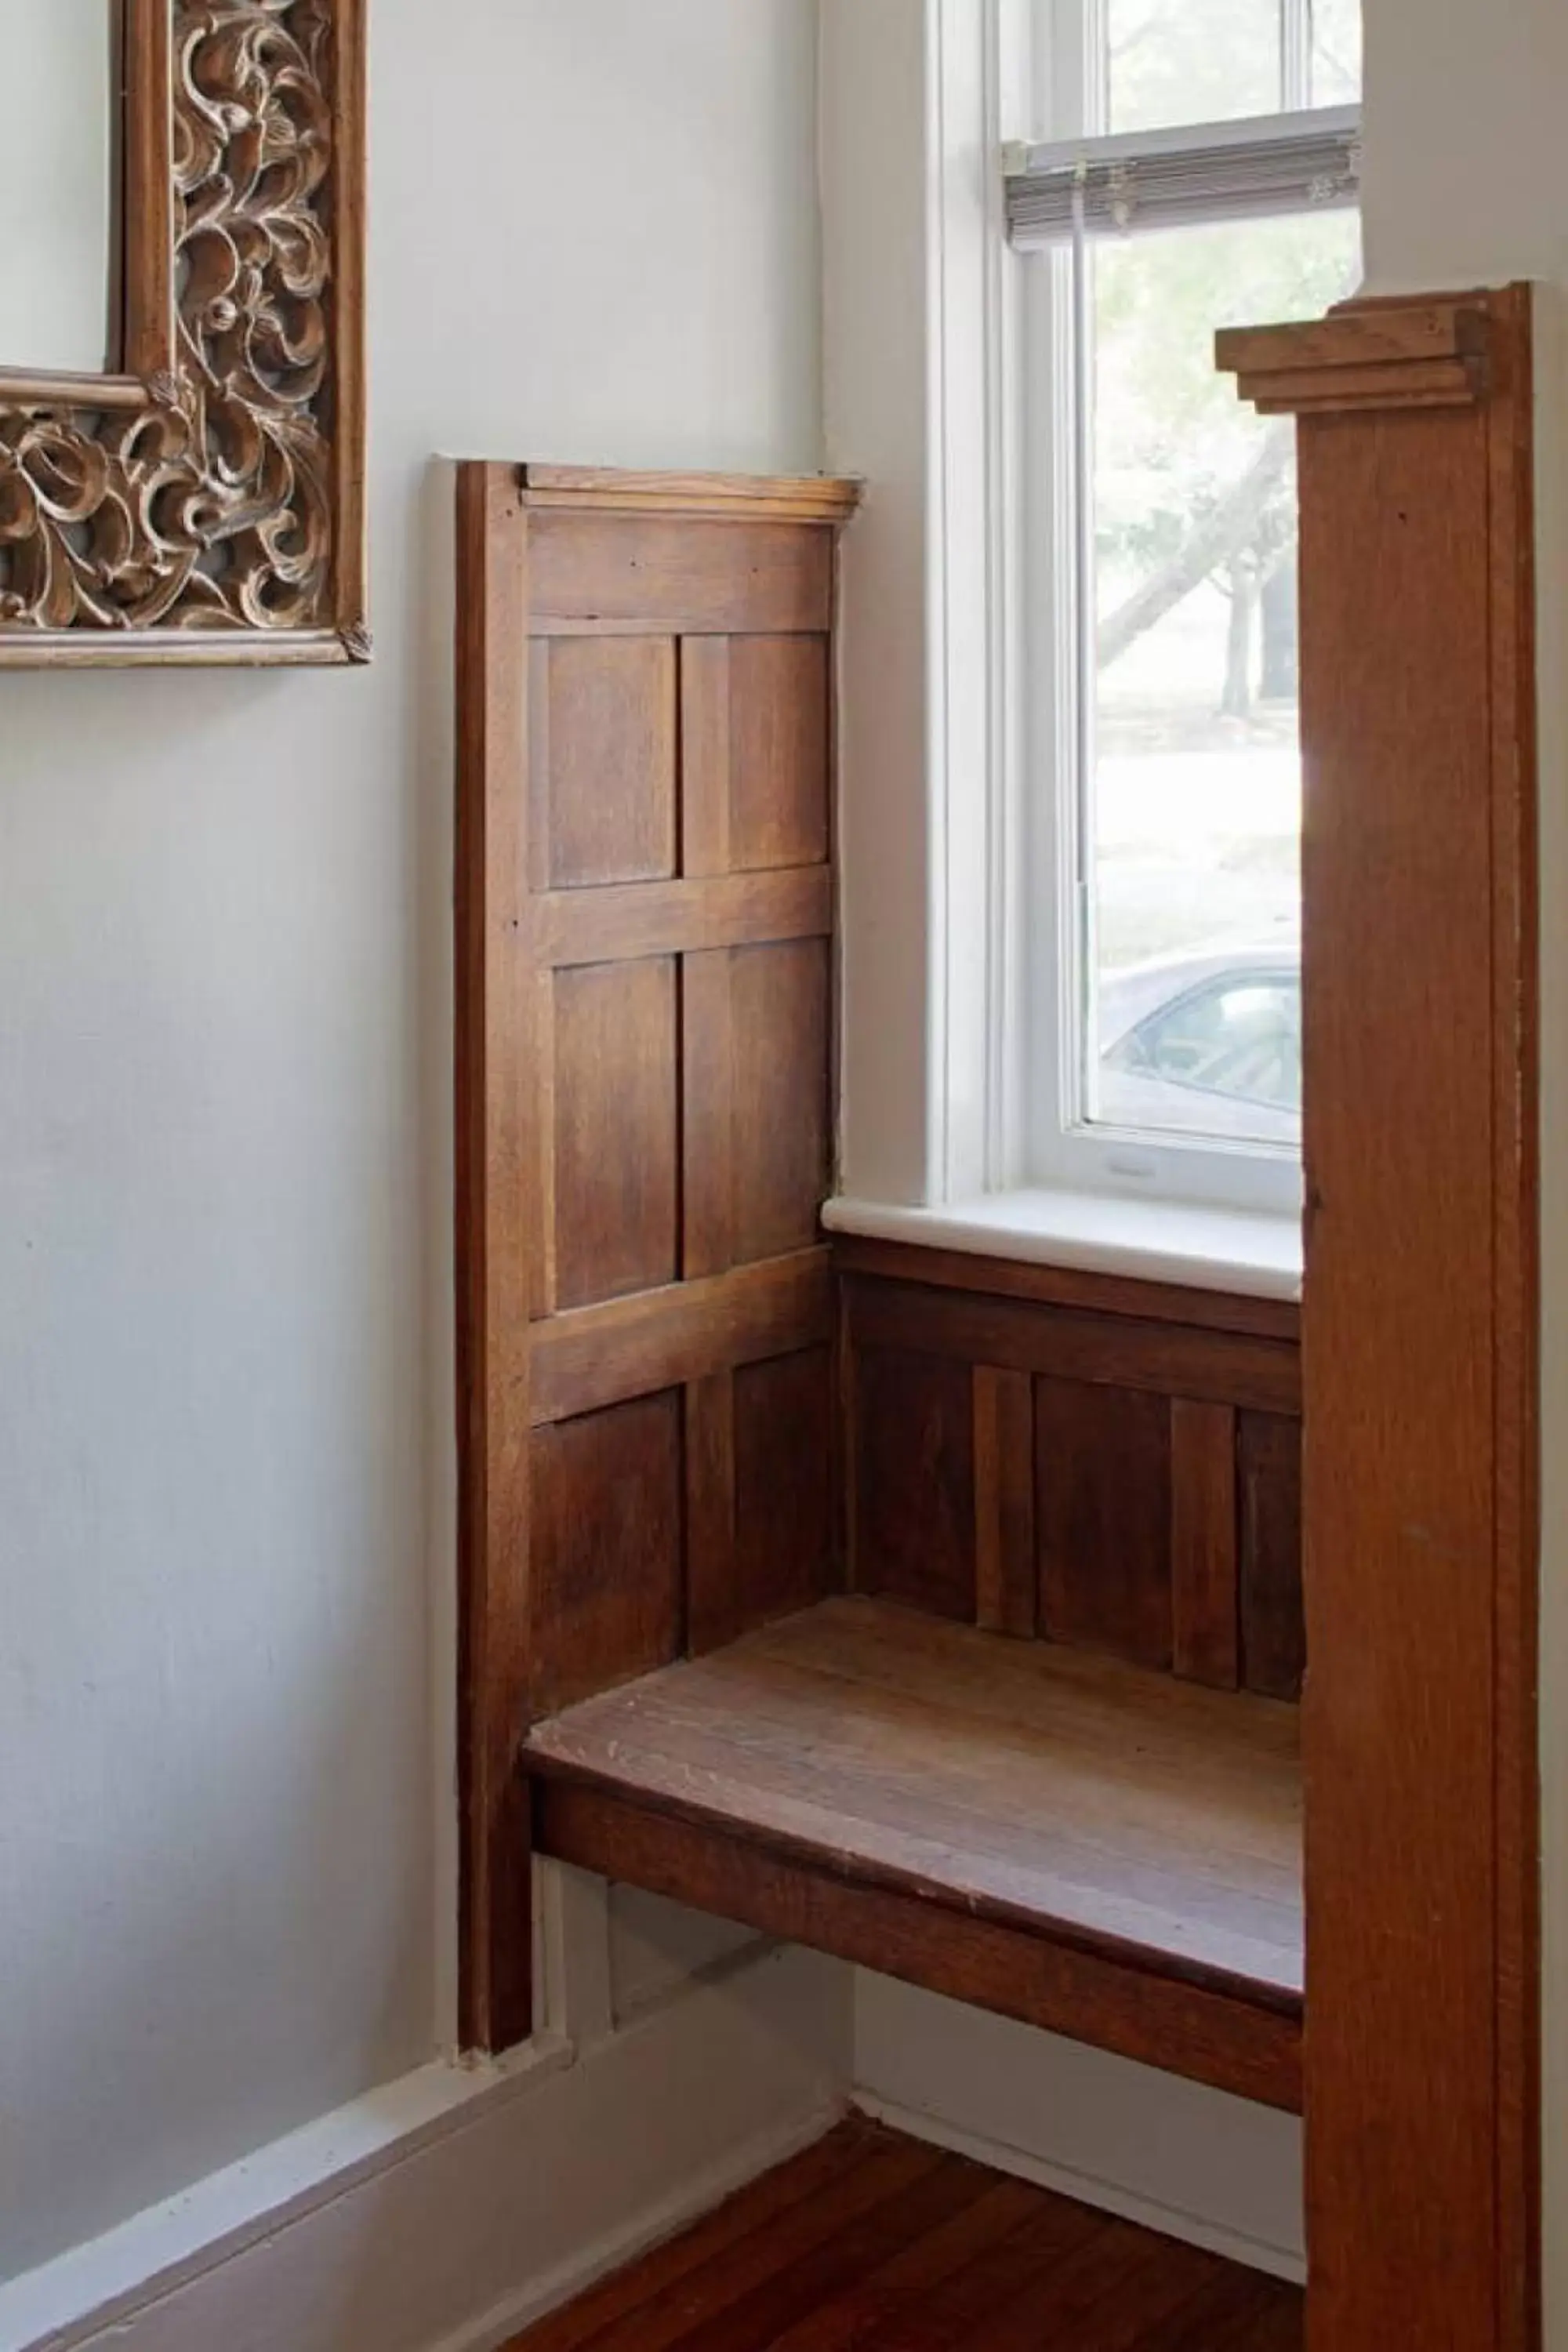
[838,1247,1304,1700]
[456,462,859,2046]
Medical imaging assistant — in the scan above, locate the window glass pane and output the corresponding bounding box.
[1310,0,1363,104]
[1086,207,1361,1150]
[1108,0,1282,132]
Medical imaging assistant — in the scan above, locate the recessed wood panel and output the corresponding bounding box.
[531,1390,684,1715]
[731,938,831,1265]
[856,1346,976,1620]
[528,513,835,635]
[552,958,679,1309]
[730,635,831,872]
[1036,1380,1173,1671]
[534,637,676,888]
[734,1345,835,1629]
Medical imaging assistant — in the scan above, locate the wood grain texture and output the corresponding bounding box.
[1036,1381,1173,1671]
[528,513,835,635]
[1222,286,1541,2350]
[529,1601,1301,2108]
[551,960,680,1309]
[731,940,831,1265]
[1172,1400,1240,1690]
[454,465,535,2049]
[729,634,831,870]
[0,0,368,666]
[456,469,857,2049]
[517,465,865,524]
[534,637,677,887]
[531,1392,684,1715]
[855,1348,977,1621]
[832,1236,1301,1341]
[844,1276,1300,1415]
[1238,1414,1305,1703]
[844,1261,1302,1687]
[733,1346,836,1631]
[528,1597,1302,2009]
[974,1367,1037,1639]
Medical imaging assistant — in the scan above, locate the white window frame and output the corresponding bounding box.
[822,0,1358,1294]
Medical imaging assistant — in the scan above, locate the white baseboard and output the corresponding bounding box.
[852,1972,1305,2285]
[1,1945,850,2352]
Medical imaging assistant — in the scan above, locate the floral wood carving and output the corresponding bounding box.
[0,0,366,665]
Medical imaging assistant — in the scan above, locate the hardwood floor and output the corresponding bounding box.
[503,2118,1303,2350]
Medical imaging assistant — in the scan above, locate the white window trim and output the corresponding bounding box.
[822,0,1318,1298]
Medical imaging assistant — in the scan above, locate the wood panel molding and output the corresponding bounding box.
[1217,293,1494,416]
[841,1260,1303,1700]
[0,0,368,666]
[456,463,860,2049]
[1224,282,1541,2350]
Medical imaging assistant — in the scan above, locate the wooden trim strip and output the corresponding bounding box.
[455,463,537,2053]
[538,869,833,970]
[519,464,864,525]
[531,1249,835,1428]
[974,1367,1038,1639]
[532,1777,1303,2113]
[829,1236,1301,1342]
[845,1278,1301,1417]
[1217,296,1492,416]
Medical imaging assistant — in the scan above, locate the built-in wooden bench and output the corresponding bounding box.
[526,1596,1301,2109]
[456,459,1305,2116]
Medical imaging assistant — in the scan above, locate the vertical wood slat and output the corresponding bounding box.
[681,953,735,1280]
[974,1367,1037,1639]
[686,1373,739,1655]
[1171,1399,1240,1690]
[1239,1413,1305,1702]
[681,637,733,879]
[455,463,536,2053]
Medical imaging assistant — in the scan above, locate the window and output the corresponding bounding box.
[1006,0,1361,1218]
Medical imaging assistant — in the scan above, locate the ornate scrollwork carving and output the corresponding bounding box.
[0,0,348,643]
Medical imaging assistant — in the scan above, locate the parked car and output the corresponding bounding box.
[1095,946,1301,1145]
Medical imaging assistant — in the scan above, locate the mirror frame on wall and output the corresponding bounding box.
[0,0,367,668]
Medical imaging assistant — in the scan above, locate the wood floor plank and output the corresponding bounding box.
[561,2133,947,2352]
[507,2121,881,2352]
[759,2174,1049,2351]
[967,2227,1223,2349]
[851,2198,1120,2351]
[526,1596,1302,2005]
[662,2154,990,2350]
[504,2120,1305,2352]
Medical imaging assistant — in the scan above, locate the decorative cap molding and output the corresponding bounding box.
[1216,291,1517,416]
[516,465,865,526]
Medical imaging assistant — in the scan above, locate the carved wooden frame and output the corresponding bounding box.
[0,0,367,667]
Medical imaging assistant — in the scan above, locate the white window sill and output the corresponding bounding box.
[822,1189,1303,1304]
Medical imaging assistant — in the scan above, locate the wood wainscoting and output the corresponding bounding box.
[838,1240,1303,1699]
[456,463,861,2049]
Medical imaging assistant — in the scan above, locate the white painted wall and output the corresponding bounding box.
[0,0,114,374]
[0,0,823,2289]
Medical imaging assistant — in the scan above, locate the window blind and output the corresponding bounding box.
[1006,105,1360,249]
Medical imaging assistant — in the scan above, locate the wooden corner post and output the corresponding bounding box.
[1219,290,1541,2350]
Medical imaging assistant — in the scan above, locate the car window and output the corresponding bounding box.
[1110,972,1301,1109]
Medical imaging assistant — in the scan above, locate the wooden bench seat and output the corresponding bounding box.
[524,1596,1304,2110]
